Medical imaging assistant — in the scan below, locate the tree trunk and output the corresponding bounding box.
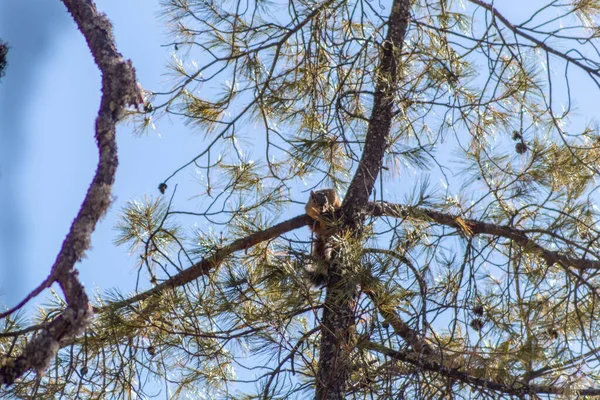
[315,1,411,398]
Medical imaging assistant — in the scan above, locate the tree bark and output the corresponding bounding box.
[315,1,411,398]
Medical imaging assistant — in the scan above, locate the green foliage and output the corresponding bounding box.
[115,196,180,262]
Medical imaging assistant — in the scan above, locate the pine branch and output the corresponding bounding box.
[362,264,435,356]
[98,202,600,317]
[99,214,312,312]
[369,202,600,271]
[362,340,600,397]
[468,0,600,82]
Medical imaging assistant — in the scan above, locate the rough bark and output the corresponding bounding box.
[341,0,411,219]
[315,1,411,398]
[0,0,142,385]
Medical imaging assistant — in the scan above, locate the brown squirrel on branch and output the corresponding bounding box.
[305,189,342,286]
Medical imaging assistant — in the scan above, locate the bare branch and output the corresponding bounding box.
[0,0,142,385]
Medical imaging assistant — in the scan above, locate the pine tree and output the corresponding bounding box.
[4,0,600,398]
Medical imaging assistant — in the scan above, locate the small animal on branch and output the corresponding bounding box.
[305,189,342,286]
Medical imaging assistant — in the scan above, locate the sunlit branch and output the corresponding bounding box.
[99,214,312,312]
[370,202,600,271]
[362,340,600,397]
[160,0,337,184]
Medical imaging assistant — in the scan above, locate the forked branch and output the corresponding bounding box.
[0,0,142,385]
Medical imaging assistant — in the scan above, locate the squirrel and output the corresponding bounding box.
[305,189,342,286]
[305,188,341,232]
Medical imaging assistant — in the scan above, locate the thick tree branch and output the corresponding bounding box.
[99,200,600,316]
[362,341,600,397]
[342,0,411,215]
[99,214,312,312]
[369,202,600,271]
[0,0,142,385]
